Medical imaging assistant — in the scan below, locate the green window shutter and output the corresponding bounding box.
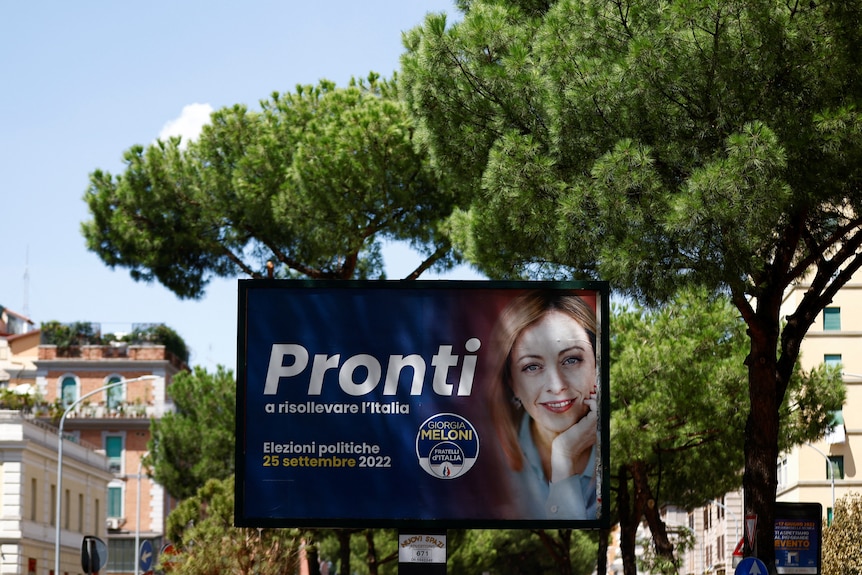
[105,436,123,472]
[61,377,77,407]
[824,307,841,331]
[108,486,122,517]
[824,354,842,368]
[827,455,844,480]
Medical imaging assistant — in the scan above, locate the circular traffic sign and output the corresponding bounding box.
[139,539,155,572]
[735,556,768,575]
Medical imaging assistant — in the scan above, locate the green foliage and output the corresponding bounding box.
[39,320,189,362]
[316,529,398,575]
[0,388,42,411]
[403,0,862,295]
[638,525,696,575]
[611,289,750,507]
[40,320,100,348]
[823,492,862,575]
[448,529,596,575]
[82,74,470,299]
[129,323,189,363]
[163,476,302,575]
[147,365,235,499]
[780,361,846,450]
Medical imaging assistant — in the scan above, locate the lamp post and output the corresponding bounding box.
[804,442,835,522]
[135,451,150,575]
[54,375,157,575]
[712,498,740,552]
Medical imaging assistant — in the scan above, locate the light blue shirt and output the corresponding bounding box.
[517,413,598,519]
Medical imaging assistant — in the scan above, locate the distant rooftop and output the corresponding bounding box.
[0,305,35,337]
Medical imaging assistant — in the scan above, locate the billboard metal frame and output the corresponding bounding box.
[235,279,610,529]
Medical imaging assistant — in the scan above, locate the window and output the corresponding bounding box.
[824,307,841,331]
[105,435,123,473]
[107,539,136,572]
[64,489,70,529]
[60,376,77,408]
[106,375,124,412]
[108,485,123,518]
[50,485,56,526]
[824,354,843,368]
[717,535,724,561]
[827,455,844,480]
[30,478,37,521]
[95,499,100,536]
[78,493,84,532]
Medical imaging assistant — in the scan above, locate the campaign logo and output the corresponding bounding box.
[416,413,479,479]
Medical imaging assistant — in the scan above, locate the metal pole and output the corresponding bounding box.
[135,451,149,575]
[804,443,835,518]
[54,375,157,575]
[712,498,740,564]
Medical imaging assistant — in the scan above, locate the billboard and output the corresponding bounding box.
[235,280,610,528]
[774,502,822,574]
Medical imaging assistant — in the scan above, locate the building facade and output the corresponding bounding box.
[776,277,862,520]
[33,332,186,575]
[0,410,112,575]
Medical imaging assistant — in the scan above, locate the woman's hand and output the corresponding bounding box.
[550,393,597,483]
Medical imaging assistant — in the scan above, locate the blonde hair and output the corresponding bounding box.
[487,291,597,471]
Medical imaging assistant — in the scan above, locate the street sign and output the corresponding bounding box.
[139,539,154,573]
[735,557,768,575]
[161,543,179,571]
[745,514,757,549]
[81,536,108,574]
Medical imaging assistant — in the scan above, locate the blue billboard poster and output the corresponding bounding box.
[235,280,610,528]
[774,503,822,575]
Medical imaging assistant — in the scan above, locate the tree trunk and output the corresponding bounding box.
[632,461,676,565]
[365,529,379,575]
[305,539,321,575]
[743,311,783,574]
[617,466,639,575]
[596,527,610,575]
[337,530,352,575]
[533,529,574,575]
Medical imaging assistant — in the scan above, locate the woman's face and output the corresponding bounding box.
[509,310,596,436]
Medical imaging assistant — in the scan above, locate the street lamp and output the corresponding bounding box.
[54,375,158,575]
[135,451,150,575]
[712,498,740,551]
[804,442,835,522]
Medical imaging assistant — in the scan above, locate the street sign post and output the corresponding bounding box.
[81,536,108,575]
[139,539,154,574]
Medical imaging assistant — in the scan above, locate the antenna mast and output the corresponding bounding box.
[23,246,30,317]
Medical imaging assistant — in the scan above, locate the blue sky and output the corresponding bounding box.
[0,1,481,371]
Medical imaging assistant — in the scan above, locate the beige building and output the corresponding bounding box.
[0,410,112,575]
[776,277,862,518]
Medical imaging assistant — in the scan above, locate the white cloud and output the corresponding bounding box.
[158,103,214,146]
